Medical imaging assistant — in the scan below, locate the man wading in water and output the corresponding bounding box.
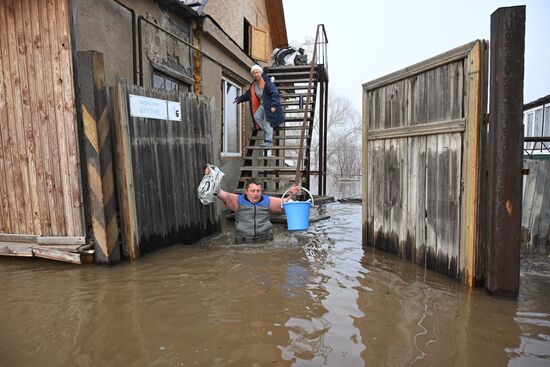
[234,64,284,148]
[204,168,299,243]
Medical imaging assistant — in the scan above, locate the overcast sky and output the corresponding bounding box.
[282,0,550,112]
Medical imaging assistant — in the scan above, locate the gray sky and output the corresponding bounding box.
[282,0,550,111]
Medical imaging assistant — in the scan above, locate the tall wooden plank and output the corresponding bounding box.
[8,1,34,234]
[461,41,485,285]
[20,0,45,235]
[29,0,57,235]
[0,0,17,233]
[449,133,462,278]
[436,133,451,276]
[57,0,83,235]
[399,137,409,260]
[425,134,438,270]
[382,139,391,253]
[528,161,546,251]
[39,0,66,234]
[5,0,26,234]
[373,140,384,250]
[535,161,550,253]
[366,135,374,246]
[521,160,537,250]
[113,79,138,259]
[415,136,427,266]
[46,0,73,235]
[406,137,418,262]
[388,138,399,255]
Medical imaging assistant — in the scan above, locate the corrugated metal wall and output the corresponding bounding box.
[0,0,84,236]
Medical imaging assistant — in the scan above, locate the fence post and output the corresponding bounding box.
[486,6,525,298]
[76,51,120,264]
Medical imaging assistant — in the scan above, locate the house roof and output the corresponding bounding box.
[266,0,288,48]
[524,94,550,111]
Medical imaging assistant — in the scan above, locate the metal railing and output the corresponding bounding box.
[523,136,550,158]
[295,24,328,186]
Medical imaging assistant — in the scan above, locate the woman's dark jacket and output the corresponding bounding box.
[235,73,284,128]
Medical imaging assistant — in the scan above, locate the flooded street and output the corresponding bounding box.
[1,202,549,366]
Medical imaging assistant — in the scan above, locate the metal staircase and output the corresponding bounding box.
[236,25,329,197]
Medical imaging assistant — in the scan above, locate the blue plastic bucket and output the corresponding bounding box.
[282,187,314,231]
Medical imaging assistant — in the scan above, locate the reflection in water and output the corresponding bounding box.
[0,203,549,366]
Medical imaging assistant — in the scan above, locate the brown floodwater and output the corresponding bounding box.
[1,203,549,367]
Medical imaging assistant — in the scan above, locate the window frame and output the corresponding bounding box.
[221,77,243,157]
[151,67,192,94]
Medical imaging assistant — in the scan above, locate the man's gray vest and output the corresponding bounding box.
[235,194,272,243]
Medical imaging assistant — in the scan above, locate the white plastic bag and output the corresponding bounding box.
[197,164,225,205]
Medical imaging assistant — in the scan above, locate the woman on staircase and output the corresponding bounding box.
[234,64,284,148]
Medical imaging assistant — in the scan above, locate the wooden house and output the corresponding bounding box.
[0,0,292,264]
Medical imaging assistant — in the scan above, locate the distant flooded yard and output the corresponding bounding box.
[1,202,549,366]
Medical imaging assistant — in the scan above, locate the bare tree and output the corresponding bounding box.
[310,92,361,178]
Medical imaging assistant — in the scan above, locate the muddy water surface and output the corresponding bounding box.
[1,203,549,366]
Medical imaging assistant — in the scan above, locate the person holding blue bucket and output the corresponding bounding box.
[202,167,300,243]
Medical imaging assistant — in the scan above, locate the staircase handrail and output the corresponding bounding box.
[295,24,328,186]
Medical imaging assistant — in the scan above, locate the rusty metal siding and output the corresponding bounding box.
[0,0,84,237]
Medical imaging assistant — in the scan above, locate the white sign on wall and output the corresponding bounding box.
[167,101,182,121]
[129,94,182,122]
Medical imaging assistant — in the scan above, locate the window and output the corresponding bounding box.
[152,71,190,93]
[243,18,251,55]
[524,105,549,153]
[222,78,242,156]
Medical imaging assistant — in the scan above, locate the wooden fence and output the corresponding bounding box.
[522,158,550,254]
[0,0,84,241]
[113,79,219,258]
[362,41,488,284]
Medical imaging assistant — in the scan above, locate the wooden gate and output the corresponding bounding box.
[522,158,550,255]
[362,41,488,284]
[0,0,86,260]
[113,79,219,259]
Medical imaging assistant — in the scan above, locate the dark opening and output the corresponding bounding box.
[243,18,251,55]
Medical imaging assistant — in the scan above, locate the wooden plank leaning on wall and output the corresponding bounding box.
[461,40,487,287]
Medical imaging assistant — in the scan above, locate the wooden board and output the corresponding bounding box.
[362,41,485,283]
[0,0,83,237]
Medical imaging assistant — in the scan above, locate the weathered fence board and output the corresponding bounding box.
[522,159,550,254]
[113,79,219,258]
[362,41,487,282]
[0,0,84,237]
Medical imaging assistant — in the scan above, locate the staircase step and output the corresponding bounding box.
[283,108,310,114]
[281,100,314,106]
[277,126,310,131]
[266,65,317,73]
[240,166,299,172]
[279,93,314,99]
[246,145,303,150]
[274,78,316,84]
[278,85,315,91]
[270,71,317,78]
[285,116,313,122]
[242,156,298,163]
[236,177,296,183]
[249,135,309,140]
